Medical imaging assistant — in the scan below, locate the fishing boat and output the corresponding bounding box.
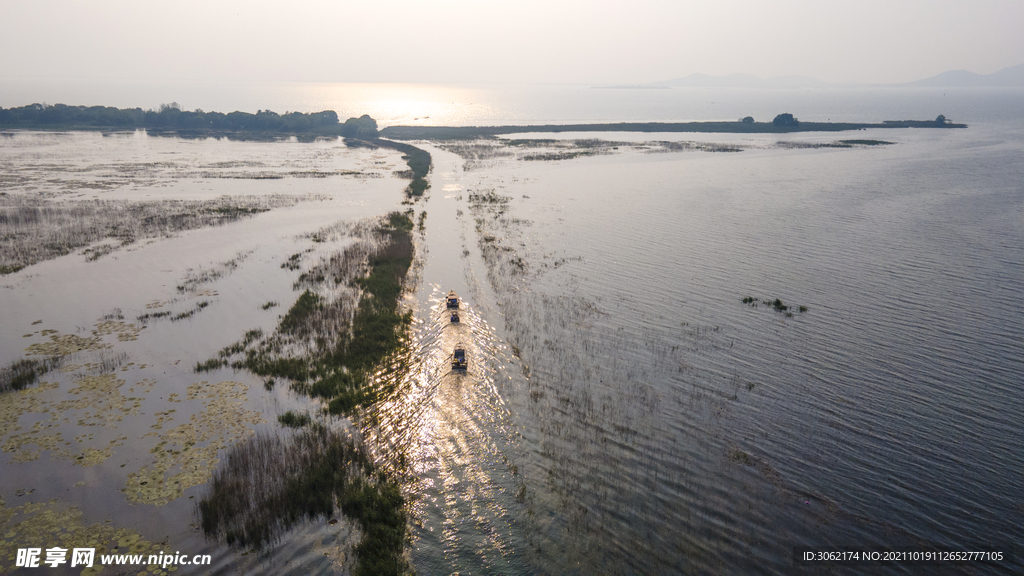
[452,345,467,371]
[450,310,460,323]
[446,290,459,309]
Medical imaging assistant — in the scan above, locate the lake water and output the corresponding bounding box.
[1,83,1022,574]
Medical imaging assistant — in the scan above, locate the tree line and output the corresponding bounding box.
[0,102,379,138]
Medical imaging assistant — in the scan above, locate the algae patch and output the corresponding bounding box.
[25,334,108,357]
[0,497,166,575]
[122,380,264,506]
[1,373,136,464]
[24,321,143,357]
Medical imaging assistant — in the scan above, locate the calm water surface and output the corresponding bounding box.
[395,92,1023,575]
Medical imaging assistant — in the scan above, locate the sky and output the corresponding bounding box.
[1,0,1023,85]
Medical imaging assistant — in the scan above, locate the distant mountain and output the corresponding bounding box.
[905,63,1024,87]
[635,65,1024,89]
[648,73,826,89]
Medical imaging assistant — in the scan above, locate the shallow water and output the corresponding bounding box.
[2,87,1023,575]
[0,131,411,574]
[398,117,1024,573]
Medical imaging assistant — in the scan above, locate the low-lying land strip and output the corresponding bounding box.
[379,116,964,140]
[349,139,431,200]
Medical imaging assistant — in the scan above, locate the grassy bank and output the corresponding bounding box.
[217,212,415,413]
[370,139,431,199]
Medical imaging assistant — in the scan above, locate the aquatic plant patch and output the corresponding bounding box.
[740,296,808,316]
[122,380,263,506]
[0,498,167,576]
[0,194,308,273]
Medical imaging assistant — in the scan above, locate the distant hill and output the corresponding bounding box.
[904,63,1024,87]
[648,73,826,89]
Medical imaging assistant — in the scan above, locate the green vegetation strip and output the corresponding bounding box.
[223,212,415,414]
[370,139,431,198]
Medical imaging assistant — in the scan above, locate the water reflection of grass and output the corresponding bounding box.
[0,356,64,393]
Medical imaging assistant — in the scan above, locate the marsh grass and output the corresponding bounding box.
[647,140,744,153]
[198,427,410,576]
[741,296,808,314]
[521,151,595,161]
[437,141,515,171]
[195,358,228,373]
[136,310,172,323]
[196,212,416,572]
[0,356,64,393]
[177,249,253,294]
[277,411,312,428]
[0,194,304,273]
[366,139,430,198]
[209,212,415,416]
[468,190,510,205]
[441,138,630,169]
[279,290,323,334]
[281,253,302,271]
[170,300,211,321]
[325,213,414,407]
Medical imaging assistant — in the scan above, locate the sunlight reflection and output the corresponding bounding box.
[292,84,498,127]
[361,285,519,568]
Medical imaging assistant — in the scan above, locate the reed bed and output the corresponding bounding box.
[197,427,409,576]
[210,212,415,414]
[195,211,416,573]
[0,356,64,393]
[0,194,306,273]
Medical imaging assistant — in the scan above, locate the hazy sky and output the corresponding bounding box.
[2,0,1022,85]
